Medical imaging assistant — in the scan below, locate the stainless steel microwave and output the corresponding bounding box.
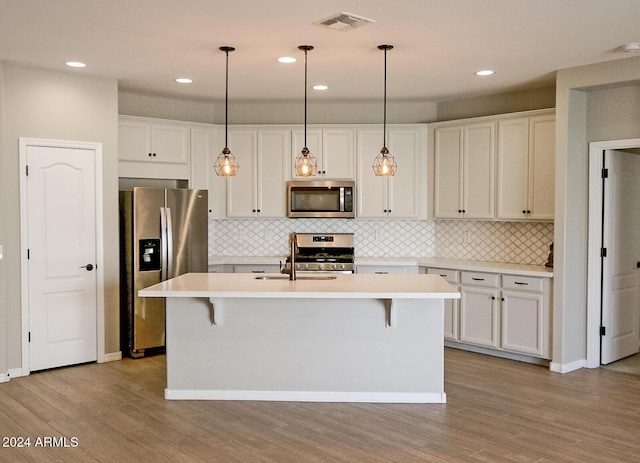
[287,181,355,218]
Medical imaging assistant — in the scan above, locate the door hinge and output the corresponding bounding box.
[601,248,607,258]
[600,326,606,336]
[601,168,608,179]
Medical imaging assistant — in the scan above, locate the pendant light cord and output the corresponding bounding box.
[383,46,387,149]
[224,48,229,149]
[304,48,308,149]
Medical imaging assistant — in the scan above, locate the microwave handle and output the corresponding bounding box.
[340,188,345,212]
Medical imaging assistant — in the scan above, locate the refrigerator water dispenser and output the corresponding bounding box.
[139,239,161,271]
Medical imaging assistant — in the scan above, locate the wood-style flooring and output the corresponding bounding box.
[1,348,639,463]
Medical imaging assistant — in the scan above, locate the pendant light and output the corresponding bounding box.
[214,46,239,176]
[372,44,397,176]
[294,45,318,177]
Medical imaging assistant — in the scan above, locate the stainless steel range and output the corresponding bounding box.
[282,233,355,274]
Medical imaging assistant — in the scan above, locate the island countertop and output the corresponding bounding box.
[139,272,460,300]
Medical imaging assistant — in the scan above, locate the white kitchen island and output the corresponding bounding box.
[139,272,459,403]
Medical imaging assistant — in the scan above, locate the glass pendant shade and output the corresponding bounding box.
[215,46,239,176]
[372,146,397,176]
[295,147,317,176]
[373,44,397,176]
[296,45,317,177]
[214,147,238,176]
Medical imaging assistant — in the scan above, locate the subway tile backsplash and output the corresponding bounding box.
[209,219,553,266]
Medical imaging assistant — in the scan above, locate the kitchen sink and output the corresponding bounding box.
[254,275,337,281]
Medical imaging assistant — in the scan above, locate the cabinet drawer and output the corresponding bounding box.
[427,268,460,284]
[502,275,544,292]
[461,271,499,287]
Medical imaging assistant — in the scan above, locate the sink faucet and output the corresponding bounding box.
[289,232,297,281]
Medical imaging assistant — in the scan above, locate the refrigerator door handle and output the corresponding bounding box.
[165,207,174,279]
[160,207,169,281]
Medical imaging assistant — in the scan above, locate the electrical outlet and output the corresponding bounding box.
[375,230,383,241]
[463,231,472,244]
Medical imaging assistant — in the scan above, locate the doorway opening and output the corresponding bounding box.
[587,139,640,369]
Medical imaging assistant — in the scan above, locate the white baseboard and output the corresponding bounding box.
[550,358,587,373]
[165,389,447,404]
[0,373,8,383]
[8,367,25,379]
[101,351,122,363]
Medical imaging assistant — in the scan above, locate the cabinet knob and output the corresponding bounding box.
[527,210,531,214]
[522,210,527,214]
[491,296,496,300]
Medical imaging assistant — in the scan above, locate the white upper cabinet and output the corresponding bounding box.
[226,128,290,218]
[434,121,495,219]
[292,127,356,179]
[190,125,226,219]
[497,112,555,220]
[357,125,427,219]
[118,116,190,179]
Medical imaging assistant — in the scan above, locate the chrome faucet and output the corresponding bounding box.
[289,232,297,281]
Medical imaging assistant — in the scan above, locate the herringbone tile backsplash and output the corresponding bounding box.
[209,219,554,265]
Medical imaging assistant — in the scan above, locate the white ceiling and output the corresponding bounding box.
[1,0,639,104]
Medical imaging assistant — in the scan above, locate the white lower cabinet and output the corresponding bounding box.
[459,272,500,348]
[232,264,281,274]
[427,267,552,360]
[426,268,460,340]
[356,264,419,274]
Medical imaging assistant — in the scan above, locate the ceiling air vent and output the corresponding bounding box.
[316,12,376,31]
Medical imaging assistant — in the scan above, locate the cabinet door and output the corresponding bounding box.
[356,265,418,274]
[226,130,258,217]
[527,115,555,220]
[118,119,152,162]
[257,130,290,218]
[322,128,356,179]
[501,290,545,356]
[463,122,495,219]
[292,129,322,179]
[460,286,500,347]
[191,126,226,219]
[497,118,529,219]
[151,123,189,164]
[356,129,388,217]
[387,128,424,218]
[434,125,463,218]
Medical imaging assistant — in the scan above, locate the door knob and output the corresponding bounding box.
[80,264,94,271]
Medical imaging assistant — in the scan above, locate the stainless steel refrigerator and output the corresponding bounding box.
[119,187,208,358]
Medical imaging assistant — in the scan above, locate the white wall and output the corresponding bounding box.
[118,90,439,124]
[554,56,640,369]
[0,62,120,371]
[0,61,7,380]
[437,86,556,121]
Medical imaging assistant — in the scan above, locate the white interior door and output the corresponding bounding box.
[601,149,640,364]
[26,144,98,371]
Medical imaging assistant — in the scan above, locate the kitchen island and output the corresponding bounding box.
[139,272,459,403]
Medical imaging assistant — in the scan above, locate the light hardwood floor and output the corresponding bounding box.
[1,348,639,463]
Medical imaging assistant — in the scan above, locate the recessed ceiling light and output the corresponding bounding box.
[175,78,193,84]
[622,42,640,52]
[278,57,296,63]
[475,69,495,76]
[66,61,86,68]
[313,85,328,91]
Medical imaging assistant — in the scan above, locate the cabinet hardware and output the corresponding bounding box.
[491,296,496,300]
[514,282,528,285]
[472,277,485,281]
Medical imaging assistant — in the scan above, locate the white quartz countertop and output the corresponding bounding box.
[417,257,553,278]
[208,256,553,277]
[139,272,460,300]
